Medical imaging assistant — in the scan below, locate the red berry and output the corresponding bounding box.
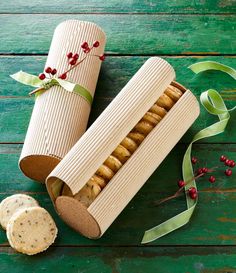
[202,167,208,173]
[178,180,185,188]
[83,48,91,54]
[69,59,77,65]
[81,42,89,49]
[209,175,216,183]
[225,159,231,166]
[99,54,105,61]
[230,160,235,168]
[93,40,100,47]
[67,52,73,58]
[220,155,227,162]
[45,67,52,74]
[38,73,46,80]
[188,187,197,195]
[225,169,232,176]
[59,73,67,80]
[191,157,197,164]
[51,68,57,75]
[190,192,198,200]
[197,168,203,175]
[73,53,79,60]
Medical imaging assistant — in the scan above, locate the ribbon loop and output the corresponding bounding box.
[142,61,236,244]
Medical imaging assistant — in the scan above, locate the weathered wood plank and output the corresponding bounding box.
[0,14,235,54]
[2,56,236,97]
[0,144,236,246]
[1,246,236,273]
[1,96,236,144]
[1,99,235,144]
[1,56,236,143]
[0,0,235,14]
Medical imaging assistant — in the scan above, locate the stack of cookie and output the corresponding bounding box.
[0,194,57,255]
[61,83,183,207]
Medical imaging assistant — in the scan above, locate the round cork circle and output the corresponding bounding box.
[19,155,60,183]
[55,196,101,239]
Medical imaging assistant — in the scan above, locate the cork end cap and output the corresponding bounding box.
[55,196,101,239]
[19,155,60,183]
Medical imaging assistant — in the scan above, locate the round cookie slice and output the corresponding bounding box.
[0,194,39,230]
[6,207,57,255]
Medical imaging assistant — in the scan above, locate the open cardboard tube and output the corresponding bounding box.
[46,57,200,238]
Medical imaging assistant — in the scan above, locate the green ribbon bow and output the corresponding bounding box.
[142,61,236,244]
[10,71,93,105]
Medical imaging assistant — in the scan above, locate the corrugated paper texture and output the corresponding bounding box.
[19,20,106,182]
[46,57,199,238]
[47,58,175,193]
[88,89,199,235]
[47,57,199,238]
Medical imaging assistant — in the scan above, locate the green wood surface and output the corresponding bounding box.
[1,56,236,143]
[0,0,236,272]
[1,144,236,247]
[0,0,235,14]
[0,14,235,55]
[1,246,236,273]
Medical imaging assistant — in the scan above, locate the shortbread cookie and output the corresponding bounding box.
[104,155,123,173]
[149,104,167,118]
[112,144,131,164]
[134,121,154,136]
[120,137,138,153]
[128,132,145,145]
[0,194,39,230]
[156,93,175,110]
[96,164,115,181]
[142,112,162,126]
[164,85,183,102]
[6,207,57,255]
[74,185,94,207]
[88,175,106,189]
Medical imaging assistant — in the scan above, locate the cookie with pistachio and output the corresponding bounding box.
[0,194,39,230]
[6,207,57,255]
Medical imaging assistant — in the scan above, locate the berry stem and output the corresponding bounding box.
[154,172,204,206]
[61,55,87,76]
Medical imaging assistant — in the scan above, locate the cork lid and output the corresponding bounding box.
[55,196,101,238]
[19,155,60,183]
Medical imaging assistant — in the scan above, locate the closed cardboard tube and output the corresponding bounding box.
[19,20,106,183]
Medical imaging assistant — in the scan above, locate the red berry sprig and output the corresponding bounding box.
[156,154,234,205]
[38,73,46,80]
[220,155,235,176]
[38,66,57,80]
[188,187,197,200]
[191,157,197,164]
[209,175,216,183]
[225,169,232,176]
[178,180,186,188]
[37,40,105,81]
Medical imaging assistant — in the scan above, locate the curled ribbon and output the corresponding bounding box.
[10,70,93,105]
[142,61,236,244]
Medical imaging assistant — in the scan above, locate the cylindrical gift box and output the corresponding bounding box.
[46,57,200,238]
[19,20,106,183]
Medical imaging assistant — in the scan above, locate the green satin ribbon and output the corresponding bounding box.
[142,61,236,244]
[10,70,93,105]
[189,61,236,80]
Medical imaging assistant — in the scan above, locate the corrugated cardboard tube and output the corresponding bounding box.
[19,20,106,183]
[46,57,200,239]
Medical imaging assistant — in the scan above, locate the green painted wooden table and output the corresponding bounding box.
[0,1,236,272]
